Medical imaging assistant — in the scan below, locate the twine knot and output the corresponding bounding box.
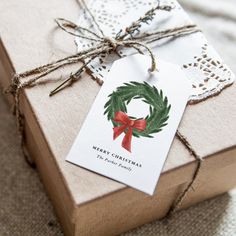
[103,37,120,50]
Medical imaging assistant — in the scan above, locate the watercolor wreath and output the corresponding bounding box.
[104,81,171,152]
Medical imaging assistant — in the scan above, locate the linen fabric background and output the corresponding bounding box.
[0,0,236,235]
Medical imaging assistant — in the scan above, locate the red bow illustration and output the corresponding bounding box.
[113,111,146,152]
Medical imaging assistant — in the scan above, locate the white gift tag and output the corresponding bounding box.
[66,54,191,195]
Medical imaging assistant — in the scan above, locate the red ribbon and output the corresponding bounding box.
[113,111,146,152]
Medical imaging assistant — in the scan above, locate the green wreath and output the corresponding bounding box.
[104,81,171,139]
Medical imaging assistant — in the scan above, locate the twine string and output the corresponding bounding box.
[166,131,203,217]
[5,0,203,215]
[80,0,105,37]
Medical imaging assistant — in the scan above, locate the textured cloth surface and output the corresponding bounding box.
[0,0,236,235]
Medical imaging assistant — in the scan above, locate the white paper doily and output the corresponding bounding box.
[76,0,235,103]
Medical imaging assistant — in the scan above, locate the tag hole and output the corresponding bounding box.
[148,68,159,74]
[147,70,159,82]
[148,69,159,78]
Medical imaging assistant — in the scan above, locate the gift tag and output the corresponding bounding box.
[66,54,191,195]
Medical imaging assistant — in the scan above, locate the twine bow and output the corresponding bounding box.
[6,2,201,99]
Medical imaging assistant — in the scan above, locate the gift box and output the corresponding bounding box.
[1,0,236,235]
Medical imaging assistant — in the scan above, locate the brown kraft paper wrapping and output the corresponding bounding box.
[0,0,236,235]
